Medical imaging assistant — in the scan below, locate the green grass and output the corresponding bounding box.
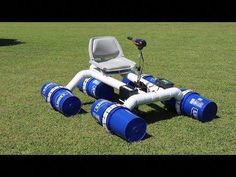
[0,22,235,154]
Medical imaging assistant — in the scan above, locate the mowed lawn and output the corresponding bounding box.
[0,22,235,154]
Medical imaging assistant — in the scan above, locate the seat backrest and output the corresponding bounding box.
[89,36,124,62]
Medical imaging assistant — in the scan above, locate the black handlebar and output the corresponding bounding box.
[127,36,147,50]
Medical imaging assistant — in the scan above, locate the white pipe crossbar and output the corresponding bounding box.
[66,69,183,111]
[66,69,126,91]
[123,87,183,110]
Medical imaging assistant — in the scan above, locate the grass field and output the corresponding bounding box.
[0,22,235,154]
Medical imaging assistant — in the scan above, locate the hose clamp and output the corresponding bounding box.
[82,78,91,95]
[47,85,64,108]
[102,104,122,133]
[175,89,193,114]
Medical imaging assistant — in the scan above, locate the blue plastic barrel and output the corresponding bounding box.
[41,82,58,101]
[142,75,158,84]
[122,77,136,87]
[163,89,217,122]
[122,74,157,87]
[180,90,217,122]
[78,77,114,99]
[41,82,82,116]
[91,99,147,142]
[50,88,82,116]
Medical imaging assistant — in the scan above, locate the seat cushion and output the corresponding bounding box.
[90,57,136,72]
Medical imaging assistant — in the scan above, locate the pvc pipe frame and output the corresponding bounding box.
[123,73,183,110]
[66,69,183,110]
[66,69,126,91]
[123,87,183,110]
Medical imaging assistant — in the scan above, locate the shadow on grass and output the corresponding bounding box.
[0,38,25,46]
[136,103,220,124]
[134,103,177,124]
[79,108,88,114]
[142,133,152,141]
[77,96,219,142]
[92,93,178,124]
[82,101,95,105]
[81,94,219,124]
[82,93,121,105]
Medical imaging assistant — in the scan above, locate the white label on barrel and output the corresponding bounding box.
[94,100,107,112]
[102,104,121,132]
[92,80,100,85]
[47,86,63,104]
[55,91,71,109]
[82,78,90,95]
[190,98,204,108]
[191,107,198,118]
[190,98,195,104]
[92,80,101,97]
[92,85,97,96]
[197,98,204,108]
[42,83,55,98]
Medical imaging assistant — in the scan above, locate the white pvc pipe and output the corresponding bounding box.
[66,70,91,91]
[123,87,183,110]
[91,71,126,89]
[66,69,183,111]
[126,72,159,92]
[66,69,126,91]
